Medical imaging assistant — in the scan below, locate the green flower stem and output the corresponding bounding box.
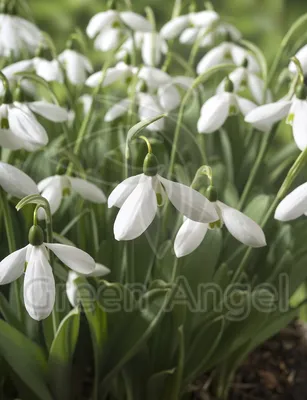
[238,123,279,210]
[232,145,307,284]
[0,190,22,321]
[267,12,307,88]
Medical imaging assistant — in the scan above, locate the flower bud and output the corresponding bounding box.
[143,153,158,176]
[28,225,44,246]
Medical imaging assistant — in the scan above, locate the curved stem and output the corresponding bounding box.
[238,123,279,210]
[232,145,307,284]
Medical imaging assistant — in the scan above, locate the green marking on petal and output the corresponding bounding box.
[286,113,294,126]
[1,117,9,129]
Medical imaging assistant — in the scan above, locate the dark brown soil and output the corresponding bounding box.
[193,322,307,400]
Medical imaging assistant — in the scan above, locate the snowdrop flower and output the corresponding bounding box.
[0,12,42,57]
[0,98,68,151]
[86,10,152,52]
[0,59,34,95]
[108,152,218,241]
[59,49,93,85]
[289,45,307,75]
[0,162,38,198]
[66,264,110,307]
[161,10,219,41]
[37,174,106,219]
[197,41,259,75]
[216,62,272,104]
[33,57,63,83]
[197,77,257,134]
[245,84,307,150]
[86,61,136,88]
[174,186,266,257]
[0,224,95,320]
[0,100,48,151]
[274,182,307,221]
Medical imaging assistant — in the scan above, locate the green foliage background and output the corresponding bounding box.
[29,0,307,60]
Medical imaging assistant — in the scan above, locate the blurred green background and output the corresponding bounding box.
[29,0,307,61]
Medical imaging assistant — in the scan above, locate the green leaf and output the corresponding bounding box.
[100,288,170,389]
[48,308,80,400]
[0,320,52,400]
[0,293,25,334]
[146,369,175,400]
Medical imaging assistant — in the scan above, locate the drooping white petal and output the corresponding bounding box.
[289,45,307,75]
[24,246,55,321]
[120,11,152,32]
[158,83,181,111]
[45,243,95,274]
[230,44,259,73]
[86,10,118,38]
[274,182,307,221]
[69,177,106,203]
[138,66,171,89]
[2,59,33,80]
[291,99,307,151]
[172,76,194,90]
[94,28,120,52]
[0,128,24,150]
[236,96,257,116]
[8,104,49,148]
[0,162,38,198]
[161,15,190,39]
[217,201,266,247]
[108,174,143,208]
[38,176,63,218]
[37,176,57,192]
[90,263,110,277]
[59,50,92,85]
[28,101,69,122]
[113,175,157,240]
[196,43,227,74]
[247,73,267,104]
[245,101,292,132]
[174,218,208,257]
[217,67,246,94]
[104,98,131,122]
[197,93,231,134]
[33,58,63,83]
[0,246,28,285]
[66,271,79,307]
[138,94,164,131]
[141,32,166,66]
[189,10,219,27]
[158,176,218,223]
[179,27,199,45]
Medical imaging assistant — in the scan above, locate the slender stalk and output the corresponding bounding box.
[232,146,307,283]
[238,123,279,210]
[0,190,22,321]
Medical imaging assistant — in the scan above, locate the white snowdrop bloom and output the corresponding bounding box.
[0,101,50,151]
[86,61,136,88]
[0,14,42,57]
[0,162,38,198]
[141,32,168,66]
[37,174,106,219]
[289,45,307,75]
[86,10,152,52]
[161,10,219,40]
[216,66,272,104]
[197,78,257,134]
[174,191,266,257]
[33,57,64,83]
[0,225,95,320]
[66,263,110,307]
[108,153,219,241]
[197,42,260,75]
[274,182,307,221]
[58,49,93,85]
[245,85,307,150]
[0,59,34,95]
